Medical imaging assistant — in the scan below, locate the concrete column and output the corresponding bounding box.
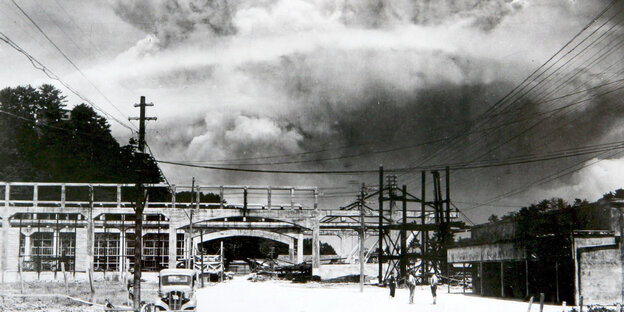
[33,184,38,208]
[5,227,20,272]
[479,261,484,296]
[52,230,58,257]
[86,186,94,273]
[74,228,88,272]
[312,189,320,276]
[2,183,10,281]
[119,230,125,273]
[297,233,304,264]
[500,262,505,298]
[169,187,178,269]
[339,231,347,259]
[312,219,320,275]
[168,227,177,269]
[288,240,294,262]
[23,233,32,258]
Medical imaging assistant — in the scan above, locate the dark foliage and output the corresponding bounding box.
[303,238,337,255]
[0,84,162,184]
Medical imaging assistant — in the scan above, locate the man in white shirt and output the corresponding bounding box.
[406,270,417,304]
[429,273,439,304]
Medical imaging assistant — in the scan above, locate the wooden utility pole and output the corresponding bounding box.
[378,166,383,284]
[359,183,366,292]
[128,96,156,310]
[187,177,195,269]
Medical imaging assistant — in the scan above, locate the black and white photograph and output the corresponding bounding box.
[1,0,624,311]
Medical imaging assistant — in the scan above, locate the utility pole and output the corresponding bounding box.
[187,177,195,269]
[128,96,156,310]
[359,183,366,292]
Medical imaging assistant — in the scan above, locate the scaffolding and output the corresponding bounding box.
[320,167,465,284]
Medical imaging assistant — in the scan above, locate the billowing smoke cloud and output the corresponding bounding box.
[102,0,624,214]
[113,0,237,47]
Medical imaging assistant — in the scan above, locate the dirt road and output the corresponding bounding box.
[196,276,568,312]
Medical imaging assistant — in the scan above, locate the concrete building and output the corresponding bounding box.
[0,182,327,281]
[447,199,624,306]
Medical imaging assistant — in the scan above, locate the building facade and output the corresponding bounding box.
[448,200,624,306]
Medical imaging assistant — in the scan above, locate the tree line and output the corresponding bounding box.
[0,84,224,203]
[0,84,161,183]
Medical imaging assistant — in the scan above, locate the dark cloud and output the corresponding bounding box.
[108,0,624,215]
[112,0,237,47]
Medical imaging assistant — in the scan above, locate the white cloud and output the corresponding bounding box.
[535,156,624,202]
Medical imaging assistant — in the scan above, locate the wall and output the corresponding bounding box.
[578,245,622,305]
[448,243,525,263]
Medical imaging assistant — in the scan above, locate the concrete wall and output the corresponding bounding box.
[578,245,622,305]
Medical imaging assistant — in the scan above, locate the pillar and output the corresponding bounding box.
[267,187,272,210]
[86,186,94,273]
[288,240,294,262]
[297,233,304,264]
[1,183,10,281]
[339,231,346,259]
[23,233,32,259]
[500,262,505,298]
[169,187,178,269]
[312,219,320,275]
[52,230,58,258]
[74,227,89,272]
[479,261,484,296]
[168,227,177,269]
[119,229,126,273]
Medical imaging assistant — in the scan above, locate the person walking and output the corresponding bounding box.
[388,274,397,298]
[429,273,439,305]
[407,270,416,304]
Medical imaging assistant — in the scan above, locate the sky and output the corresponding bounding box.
[1,0,624,223]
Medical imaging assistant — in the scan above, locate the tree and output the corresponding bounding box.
[487,214,499,223]
[0,84,162,184]
[0,84,66,181]
[303,238,337,255]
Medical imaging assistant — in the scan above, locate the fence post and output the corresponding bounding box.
[526,296,534,312]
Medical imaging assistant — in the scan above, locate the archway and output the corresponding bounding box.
[192,229,300,265]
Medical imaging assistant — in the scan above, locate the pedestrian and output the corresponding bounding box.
[388,274,396,298]
[407,270,416,304]
[126,267,135,303]
[429,273,439,305]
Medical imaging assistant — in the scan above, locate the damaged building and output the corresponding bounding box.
[447,198,624,306]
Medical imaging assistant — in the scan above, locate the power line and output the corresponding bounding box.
[10,0,135,132]
[462,148,624,214]
[157,137,624,175]
[397,0,622,180]
[0,31,135,133]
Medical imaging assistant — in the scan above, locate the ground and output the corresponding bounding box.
[0,277,574,311]
[197,276,569,312]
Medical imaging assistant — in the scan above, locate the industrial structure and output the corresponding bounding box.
[0,182,325,281]
[319,166,465,284]
[0,167,464,285]
[448,198,624,306]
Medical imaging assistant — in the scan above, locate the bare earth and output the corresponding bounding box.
[197,276,569,312]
